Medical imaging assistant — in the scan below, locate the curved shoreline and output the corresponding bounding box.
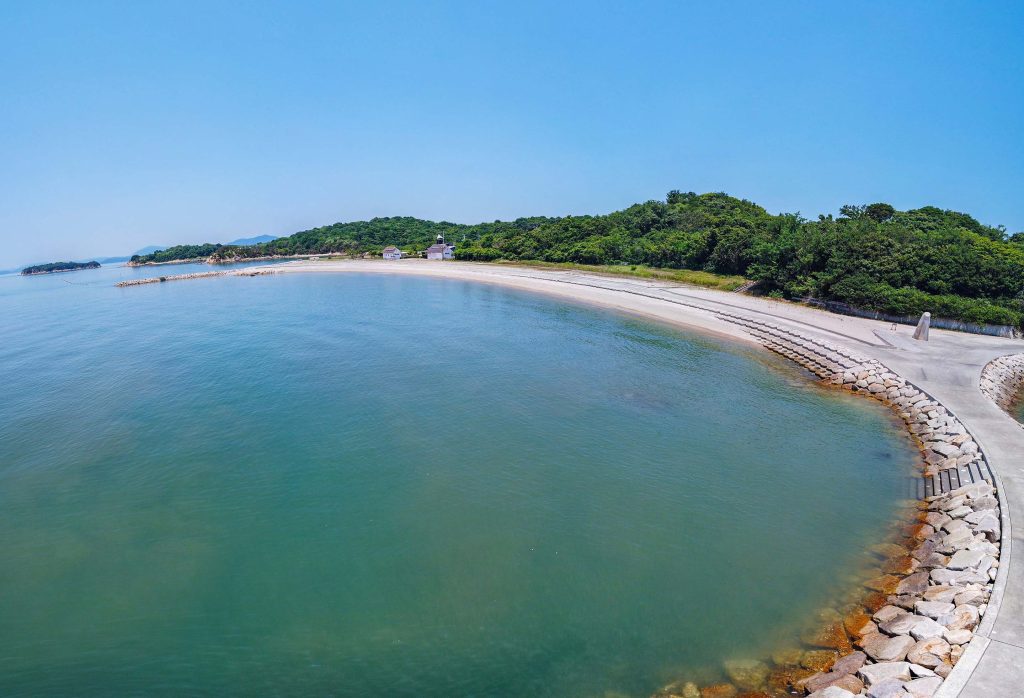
[145,259,1024,696]
[980,355,1024,427]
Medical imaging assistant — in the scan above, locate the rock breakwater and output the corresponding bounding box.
[115,269,278,287]
[653,312,1001,698]
[980,353,1024,422]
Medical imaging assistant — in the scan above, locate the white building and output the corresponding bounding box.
[382,246,404,260]
[426,234,454,260]
[426,243,454,260]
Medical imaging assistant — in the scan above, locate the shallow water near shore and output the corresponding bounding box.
[0,265,917,696]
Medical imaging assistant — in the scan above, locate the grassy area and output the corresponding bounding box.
[489,260,748,291]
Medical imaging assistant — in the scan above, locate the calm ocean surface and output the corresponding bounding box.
[0,263,916,696]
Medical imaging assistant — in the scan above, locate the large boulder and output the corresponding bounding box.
[863,633,916,662]
[722,659,769,692]
[807,686,857,698]
[879,614,926,635]
[946,549,985,571]
[831,651,867,676]
[914,601,955,619]
[904,675,943,697]
[938,604,980,631]
[866,677,911,697]
[858,661,912,686]
[909,617,946,641]
[896,572,929,595]
[907,637,951,667]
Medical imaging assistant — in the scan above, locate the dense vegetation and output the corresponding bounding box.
[22,260,100,275]
[130,244,223,264]
[129,192,1024,328]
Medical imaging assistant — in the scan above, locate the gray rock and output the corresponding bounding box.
[966,540,998,555]
[723,658,769,691]
[905,676,943,697]
[946,549,985,570]
[896,571,930,595]
[859,661,912,685]
[808,687,857,698]
[942,518,968,533]
[974,515,1001,540]
[938,604,980,631]
[975,555,997,575]
[970,496,998,512]
[891,595,922,611]
[923,512,952,528]
[950,482,994,500]
[831,650,867,675]
[909,617,946,641]
[907,637,951,666]
[864,634,916,662]
[922,585,958,603]
[914,601,955,618]
[874,605,905,623]
[943,627,972,644]
[954,589,987,606]
[867,677,910,697]
[939,495,967,512]
[930,568,987,586]
[940,528,974,551]
[964,509,994,524]
[878,613,915,635]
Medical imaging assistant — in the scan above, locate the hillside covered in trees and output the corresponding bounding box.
[21,260,100,275]
[130,192,1024,328]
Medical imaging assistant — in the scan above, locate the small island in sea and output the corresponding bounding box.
[21,260,101,275]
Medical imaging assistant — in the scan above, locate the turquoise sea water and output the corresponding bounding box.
[0,264,917,696]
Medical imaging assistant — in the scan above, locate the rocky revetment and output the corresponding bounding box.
[653,313,1002,698]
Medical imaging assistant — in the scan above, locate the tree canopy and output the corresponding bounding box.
[129,192,1024,328]
[22,260,100,275]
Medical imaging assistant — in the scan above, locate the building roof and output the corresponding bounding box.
[426,244,451,253]
[383,246,399,252]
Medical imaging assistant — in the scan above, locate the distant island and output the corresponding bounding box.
[127,191,1024,330]
[21,261,101,276]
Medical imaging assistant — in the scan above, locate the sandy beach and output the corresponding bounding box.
[259,258,906,348]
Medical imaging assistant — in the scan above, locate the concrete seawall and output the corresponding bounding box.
[980,355,1024,422]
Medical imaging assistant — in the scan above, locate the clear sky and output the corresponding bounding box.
[2,1,1022,267]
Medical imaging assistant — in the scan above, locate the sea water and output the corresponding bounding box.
[0,264,916,696]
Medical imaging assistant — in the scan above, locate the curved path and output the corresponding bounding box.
[253,259,1024,696]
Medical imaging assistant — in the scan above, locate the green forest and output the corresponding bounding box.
[21,260,100,275]
[130,192,1024,328]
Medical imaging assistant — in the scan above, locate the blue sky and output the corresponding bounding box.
[1,1,1022,267]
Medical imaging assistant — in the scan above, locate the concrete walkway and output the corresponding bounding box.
[265,259,1024,696]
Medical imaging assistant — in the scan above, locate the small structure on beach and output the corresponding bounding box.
[382,246,404,260]
[426,234,454,260]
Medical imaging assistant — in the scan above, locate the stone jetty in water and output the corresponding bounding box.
[115,268,278,287]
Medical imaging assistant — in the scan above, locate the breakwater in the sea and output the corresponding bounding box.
[653,312,1001,698]
[980,354,1024,423]
[115,269,278,287]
